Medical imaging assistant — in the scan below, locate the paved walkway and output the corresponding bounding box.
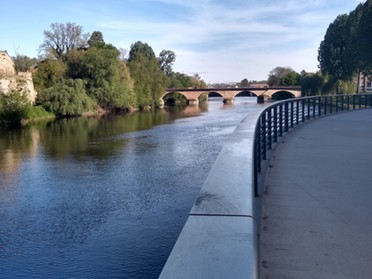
[260,109,372,279]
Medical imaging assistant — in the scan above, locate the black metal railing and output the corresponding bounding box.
[253,93,372,197]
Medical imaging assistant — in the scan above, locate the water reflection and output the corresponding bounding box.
[0,98,260,278]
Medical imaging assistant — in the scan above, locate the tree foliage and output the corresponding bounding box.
[301,72,326,96]
[129,53,166,108]
[33,59,67,96]
[32,23,208,117]
[13,54,38,72]
[43,79,95,117]
[158,50,176,75]
[39,22,89,61]
[0,90,32,124]
[268,66,300,86]
[240,78,249,87]
[280,71,301,86]
[318,0,372,91]
[127,41,156,62]
[88,31,105,48]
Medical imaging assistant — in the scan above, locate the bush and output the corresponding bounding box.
[0,90,32,124]
[43,79,96,117]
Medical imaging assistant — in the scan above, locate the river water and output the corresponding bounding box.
[0,97,261,279]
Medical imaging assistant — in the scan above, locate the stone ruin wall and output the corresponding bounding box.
[0,50,37,103]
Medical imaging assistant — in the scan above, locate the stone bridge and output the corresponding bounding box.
[163,86,302,105]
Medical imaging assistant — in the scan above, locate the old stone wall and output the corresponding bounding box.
[0,51,37,103]
[0,51,15,76]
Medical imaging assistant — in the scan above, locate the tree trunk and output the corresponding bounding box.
[356,71,361,93]
[363,72,367,93]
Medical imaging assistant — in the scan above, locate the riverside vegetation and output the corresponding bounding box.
[0,24,206,126]
[1,0,371,126]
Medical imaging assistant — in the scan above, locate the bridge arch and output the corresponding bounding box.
[208,91,224,97]
[163,87,302,105]
[163,91,188,104]
[235,90,257,97]
[267,90,297,100]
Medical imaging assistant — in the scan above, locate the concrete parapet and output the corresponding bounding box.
[159,104,267,279]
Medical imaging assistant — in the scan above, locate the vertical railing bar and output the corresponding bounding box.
[262,112,267,160]
[290,101,294,128]
[279,104,283,137]
[273,106,278,143]
[267,109,272,150]
[318,96,322,116]
[296,100,299,125]
[284,102,289,132]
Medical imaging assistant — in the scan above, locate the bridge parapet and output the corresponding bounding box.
[164,86,302,105]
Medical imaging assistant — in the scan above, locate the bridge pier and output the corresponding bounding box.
[223,98,234,104]
[187,99,199,106]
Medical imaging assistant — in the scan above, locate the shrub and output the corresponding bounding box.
[43,79,96,117]
[0,90,32,124]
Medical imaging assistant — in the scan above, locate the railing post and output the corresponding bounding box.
[336,96,339,112]
[279,104,283,137]
[296,100,299,125]
[307,98,311,120]
[312,97,316,118]
[359,95,362,109]
[267,109,272,150]
[318,96,322,116]
[290,101,294,128]
[330,96,333,114]
[262,112,267,160]
[273,106,278,143]
[256,121,262,173]
[353,95,356,110]
[301,99,305,122]
[284,102,289,132]
[341,95,344,111]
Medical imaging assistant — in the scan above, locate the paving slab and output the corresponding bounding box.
[260,109,372,279]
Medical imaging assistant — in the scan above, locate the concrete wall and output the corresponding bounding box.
[159,104,268,279]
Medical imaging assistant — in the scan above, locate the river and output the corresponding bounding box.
[0,97,261,279]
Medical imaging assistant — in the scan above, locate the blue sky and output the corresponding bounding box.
[0,0,363,83]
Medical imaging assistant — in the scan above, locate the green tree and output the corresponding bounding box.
[127,41,156,62]
[13,54,38,72]
[280,71,301,86]
[129,53,166,108]
[88,31,105,48]
[301,72,326,96]
[240,78,249,87]
[39,22,89,61]
[43,79,95,117]
[0,90,32,124]
[79,44,136,109]
[355,1,372,78]
[158,50,176,75]
[32,59,67,97]
[267,66,293,86]
[318,14,355,79]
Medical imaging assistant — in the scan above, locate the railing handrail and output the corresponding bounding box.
[253,93,372,198]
